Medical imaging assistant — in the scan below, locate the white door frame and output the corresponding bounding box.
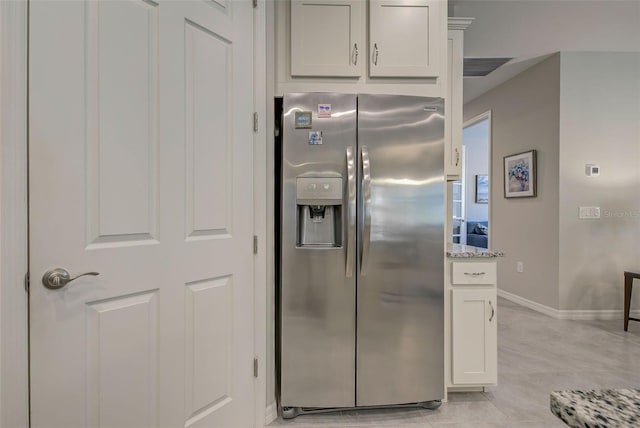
[263,0,277,422]
[0,1,268,427]
[0,0,29,426]
[253,0,268,426]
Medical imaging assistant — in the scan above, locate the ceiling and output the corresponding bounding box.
[449,0,640,103]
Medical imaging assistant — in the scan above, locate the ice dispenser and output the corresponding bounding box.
[296,177,343,247]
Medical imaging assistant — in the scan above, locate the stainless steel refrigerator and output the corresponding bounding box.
[279,93,444,417]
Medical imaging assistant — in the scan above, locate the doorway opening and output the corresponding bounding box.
[460,112,491,248]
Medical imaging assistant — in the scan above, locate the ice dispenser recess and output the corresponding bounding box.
[296,177,343,247]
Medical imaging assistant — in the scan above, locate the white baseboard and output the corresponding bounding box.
[497,289,560,318]
[557,308,640,321]
[265,402,277,426]
[497,289,640,321]
[447,386,484,393]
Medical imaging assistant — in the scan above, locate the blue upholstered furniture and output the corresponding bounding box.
[466,221,488,248]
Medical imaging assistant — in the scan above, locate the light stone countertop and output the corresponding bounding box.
[550,389,640,427]
[446,243,504,258]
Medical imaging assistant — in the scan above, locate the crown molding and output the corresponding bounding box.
[448,17,475,31]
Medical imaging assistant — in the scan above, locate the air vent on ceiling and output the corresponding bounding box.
[464,58,512,77]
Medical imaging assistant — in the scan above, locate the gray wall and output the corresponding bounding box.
[464,51,640,313]
[558,52,640,311]
[464,54,561,309]
[463,119,489,223]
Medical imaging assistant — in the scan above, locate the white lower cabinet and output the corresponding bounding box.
[447,260,498,389]
[451,287,497,385]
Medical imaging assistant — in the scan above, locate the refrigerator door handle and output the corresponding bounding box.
[361,145,372,276]
[346,146,356,277]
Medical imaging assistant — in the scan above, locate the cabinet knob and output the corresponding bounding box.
[352,43,359,65]
[373,43,379,66]
[489,300,495,322]
[455,148,460,166]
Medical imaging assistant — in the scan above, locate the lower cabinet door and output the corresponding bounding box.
[452,288,497,385]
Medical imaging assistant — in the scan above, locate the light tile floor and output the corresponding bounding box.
[270,297,640,427]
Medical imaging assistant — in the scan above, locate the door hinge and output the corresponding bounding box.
[253,357,259,377]
[253,112,258,133]
[253,0,258,8]
[24,271,30,293]
[253,235,258,254]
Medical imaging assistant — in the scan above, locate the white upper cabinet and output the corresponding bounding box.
[290,0,364,77]
[445,17,473,178]
[369,0,441,77]
[445,30,462,177]
[279,0,446,95]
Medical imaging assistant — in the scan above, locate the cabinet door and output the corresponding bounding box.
[451,180,466,244]
[369,0,441,77]
[451,288,497,385]
[445,29,463,177]
[290,0,363,77]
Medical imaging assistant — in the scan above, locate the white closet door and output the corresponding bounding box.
[29,1,255,426]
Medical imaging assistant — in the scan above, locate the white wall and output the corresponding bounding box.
[464,54,561,309]
[463,118,489,223]
[558,52,640,311]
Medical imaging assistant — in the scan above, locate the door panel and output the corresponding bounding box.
[86,291,159,427]
[185,20,232,237]
[356,94,445,406]
[184,276,233,423]
[90,1,158,243]
[29,1,254,427]
[88,0,159,242]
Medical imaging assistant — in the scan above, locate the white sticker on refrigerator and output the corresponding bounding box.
[308,131,323,145]
[318,104,332,118]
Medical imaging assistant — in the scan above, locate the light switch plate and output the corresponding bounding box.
[579,206,600,219]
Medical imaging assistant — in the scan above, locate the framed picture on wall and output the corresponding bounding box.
[504,150,537,198]
[475,175,489,203]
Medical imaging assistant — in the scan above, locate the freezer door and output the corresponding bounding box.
[280,93,357,408]
[356,94,445,406]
